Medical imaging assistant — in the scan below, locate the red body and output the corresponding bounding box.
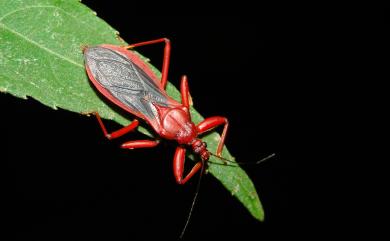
[84,38,228,185]
[85,45,198,142]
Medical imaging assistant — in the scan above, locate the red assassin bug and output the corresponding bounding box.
[83,38,229,185]
[83,38,275,238]
[84,38,230,238]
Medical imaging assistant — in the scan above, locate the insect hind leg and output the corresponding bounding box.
[124,38,171,89]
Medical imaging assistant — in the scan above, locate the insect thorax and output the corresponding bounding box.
[160,108,197,144]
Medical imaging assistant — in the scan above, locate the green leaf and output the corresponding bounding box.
[0,0,264,221]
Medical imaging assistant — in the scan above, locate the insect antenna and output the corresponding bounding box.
[179,160,205,239]
[208,153,276,166]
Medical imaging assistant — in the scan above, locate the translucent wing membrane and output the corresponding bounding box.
[84,46,169,120]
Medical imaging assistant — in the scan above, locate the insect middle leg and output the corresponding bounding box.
[180,75,192,109]
[124,38,171,89]
[93,112,139,140]
[93,112,159,149]
[179,77,229,156]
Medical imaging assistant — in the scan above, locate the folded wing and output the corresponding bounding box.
[84,46,169,123]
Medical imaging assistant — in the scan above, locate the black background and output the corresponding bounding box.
[3,2,379,241]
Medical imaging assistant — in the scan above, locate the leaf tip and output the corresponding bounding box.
[252,203,265,222]
[258,211,265,222]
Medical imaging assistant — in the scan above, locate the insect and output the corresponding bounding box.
[83,38,229,185]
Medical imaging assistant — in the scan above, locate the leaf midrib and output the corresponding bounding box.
[0,5,83,68]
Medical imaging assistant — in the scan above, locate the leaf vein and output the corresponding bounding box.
[0,22,83,68]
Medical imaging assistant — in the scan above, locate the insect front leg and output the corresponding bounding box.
[121,140,159,149]
[93,112,139,140]
[197,117,229,156]
[124,38,171,89]
[173,146,202,184]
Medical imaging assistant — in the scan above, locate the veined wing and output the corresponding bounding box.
[84,46,169,123]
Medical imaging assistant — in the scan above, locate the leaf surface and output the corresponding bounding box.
[0,0,264,221]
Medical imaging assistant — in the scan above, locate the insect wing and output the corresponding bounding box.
[84,45,170,124]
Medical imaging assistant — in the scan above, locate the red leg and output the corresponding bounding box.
[197,117,229,156]
[173,146,202,185]
[180,75,193,109]
[93,113,159,149]
[121,140,159,149]
[125,38,171,89]
[93,112,139,140]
